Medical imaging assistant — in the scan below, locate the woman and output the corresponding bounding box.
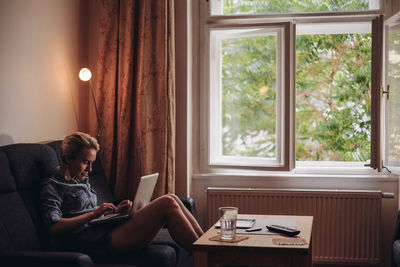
[40,132,203,255]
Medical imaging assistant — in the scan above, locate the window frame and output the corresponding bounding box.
[196,0,384,173]
[206,23,294,170]
[383,11,400,174]
[208,0,384,17]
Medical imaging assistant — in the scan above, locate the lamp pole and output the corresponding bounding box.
[79,68,101,142]
[88,79,101,142]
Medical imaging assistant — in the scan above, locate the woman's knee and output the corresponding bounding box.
[159,195,180,212]
[166,193,180,202]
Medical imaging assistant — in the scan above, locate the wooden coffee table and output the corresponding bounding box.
[193,214,313,267]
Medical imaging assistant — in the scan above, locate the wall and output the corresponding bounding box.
[175,0,190,197]
[0,0,89,145]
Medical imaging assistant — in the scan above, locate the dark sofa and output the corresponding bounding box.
[393,210,400,266]
[0,141,198,267]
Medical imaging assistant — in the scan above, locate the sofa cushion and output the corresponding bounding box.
[394,239,400,267]
[0,147,42,250]
[153,229,193,267]
[2,144,58,190]
[0,192,40,250]
[2,144,59,222]
[0,151,16,193]
[0,144,60,250]
[92,240,177,267]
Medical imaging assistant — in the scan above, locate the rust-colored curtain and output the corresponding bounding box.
[93,0,175,201]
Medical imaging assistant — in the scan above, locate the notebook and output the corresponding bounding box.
[89,173,159,225]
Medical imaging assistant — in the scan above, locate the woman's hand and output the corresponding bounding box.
[116,199,133,213]
[92,203,117,218]
[50,203,116,234]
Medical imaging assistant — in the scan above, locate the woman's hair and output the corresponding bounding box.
[61,132,100,164]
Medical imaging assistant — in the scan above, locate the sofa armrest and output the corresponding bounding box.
[393,210,400,266]
[179,197,199,222]
[0,250,94,267]
[394,210,400,241]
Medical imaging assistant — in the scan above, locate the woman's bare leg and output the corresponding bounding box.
[111,195,200,251]
[167,194,204,236]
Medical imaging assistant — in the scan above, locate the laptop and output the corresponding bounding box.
[89,173,159,225]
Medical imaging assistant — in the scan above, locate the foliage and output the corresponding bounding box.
[296,33,371,161]
[221,0,370,15]
[222,35,277,157]
[220,0,372,161]
[387,32,400,162]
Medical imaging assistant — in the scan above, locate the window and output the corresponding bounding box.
[384,13,400,174]
[296,23,372,162]
[198,0,384,172]
[208,25,290,168]
[210,0,380,16]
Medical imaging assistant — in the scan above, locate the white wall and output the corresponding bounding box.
[175,0,190,197]
[0,0,89,145]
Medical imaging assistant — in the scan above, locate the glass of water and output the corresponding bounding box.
[219,207,238,240]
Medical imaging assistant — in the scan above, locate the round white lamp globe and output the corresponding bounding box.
[79,68,92,81]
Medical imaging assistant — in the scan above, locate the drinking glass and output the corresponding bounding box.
[218,207,238,240]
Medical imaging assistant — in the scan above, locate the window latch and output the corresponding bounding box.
[382,84,390,100]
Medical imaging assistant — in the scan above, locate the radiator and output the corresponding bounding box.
[207,187,383,265]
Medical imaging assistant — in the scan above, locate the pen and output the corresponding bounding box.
[245,227,262,232]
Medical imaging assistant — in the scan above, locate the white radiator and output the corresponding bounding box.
[207,187,383,265]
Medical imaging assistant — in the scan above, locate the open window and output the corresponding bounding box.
[209,0,381,16]
[206,23,294,170]
[383,11,400,174]
[295,22,373,166]
[198,0,384,173]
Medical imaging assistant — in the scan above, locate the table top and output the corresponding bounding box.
[193,214,313,252]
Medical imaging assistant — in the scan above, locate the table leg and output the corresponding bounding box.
[194,251,208,267]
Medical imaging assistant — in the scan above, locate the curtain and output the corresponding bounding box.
[94,0,175,201]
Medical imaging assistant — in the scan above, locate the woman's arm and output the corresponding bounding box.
[49,203,117,233]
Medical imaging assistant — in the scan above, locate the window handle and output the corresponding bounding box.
[382,84,390,100]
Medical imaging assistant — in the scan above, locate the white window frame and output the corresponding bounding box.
[196,0,384,173]
[207,25,290,169]
[383,11,400,174]
[295,20,374,169]
[208,0,383,16]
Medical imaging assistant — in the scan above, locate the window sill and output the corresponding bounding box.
[293,161,377,175]
[193,166,397,181]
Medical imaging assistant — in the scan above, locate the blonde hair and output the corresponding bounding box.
[61,132,99,163]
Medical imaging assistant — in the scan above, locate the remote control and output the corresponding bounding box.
[266,225,300,237]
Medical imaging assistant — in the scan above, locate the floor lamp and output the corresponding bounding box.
[79,68,101,142]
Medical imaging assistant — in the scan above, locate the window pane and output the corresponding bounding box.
[221,34,277,158]
[296,33,371,161]
[211,0,379,16]
[387,22,400,167]
[209,28,283,166]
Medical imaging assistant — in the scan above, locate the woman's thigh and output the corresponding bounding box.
[111,195,177,249]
